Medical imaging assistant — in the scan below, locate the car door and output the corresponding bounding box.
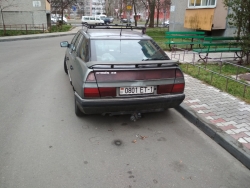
[74,35,90,96]
[67,32,82,88]
[89,16,95,25]
[82,16,89,24]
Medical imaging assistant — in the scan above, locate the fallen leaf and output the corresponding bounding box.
[140,135,148,140]
[132,140,137,143]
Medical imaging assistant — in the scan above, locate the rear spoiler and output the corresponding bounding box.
[87,60,179,69]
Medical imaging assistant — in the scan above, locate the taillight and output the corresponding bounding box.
[175,69,184,78]
[157,83,184,94]
[157,84,173,94]
[86,72,96,81]
[99,88,116,97]
[84,88,116,98]
[84,88,100,98]
[172,83,185,93]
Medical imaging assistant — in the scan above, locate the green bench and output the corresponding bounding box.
[165,31,205,50]
[193,37,243,61]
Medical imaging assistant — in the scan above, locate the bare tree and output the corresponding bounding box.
[224,0,250,64]
[147,0,156,28]
[130,0,142,26]
[156,0,171,27]
[76,1,85,17]
[105,0,118,16]
[51,0,77,23]
[140,0,156,27]
[140,0,150,27]
[0,0,17,27]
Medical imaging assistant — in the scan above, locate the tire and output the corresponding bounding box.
[75,97,84,117]
[64,57,68,74]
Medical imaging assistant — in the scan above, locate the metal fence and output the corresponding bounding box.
[181,53,250,98]
[0,24,49,35]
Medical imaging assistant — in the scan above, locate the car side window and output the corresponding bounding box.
[71,32,81,52]
[71,32,80,45]
[73,34,82,53]
[79,36,89,62]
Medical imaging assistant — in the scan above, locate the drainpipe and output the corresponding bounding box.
[32,11,34,25]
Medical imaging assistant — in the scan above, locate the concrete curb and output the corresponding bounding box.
[176,103,250,170]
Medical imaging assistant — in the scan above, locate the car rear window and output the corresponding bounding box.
[90,39,170,62]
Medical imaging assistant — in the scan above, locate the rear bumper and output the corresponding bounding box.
[75,92,185,115]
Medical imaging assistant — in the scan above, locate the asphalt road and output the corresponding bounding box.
[0,36,250,188]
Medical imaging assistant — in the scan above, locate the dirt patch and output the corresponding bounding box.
[239,73,250,81]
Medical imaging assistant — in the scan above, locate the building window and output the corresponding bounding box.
[188,0,216,8]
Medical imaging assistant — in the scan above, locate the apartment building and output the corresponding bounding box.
[92,0,105,15]
[170,0,235,36]
[72,0,105,17]
[0,0,51,25]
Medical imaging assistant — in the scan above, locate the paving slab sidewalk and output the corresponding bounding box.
[166,51,250,169]
[1,27,250,169]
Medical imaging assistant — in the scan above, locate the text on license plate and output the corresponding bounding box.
[120,86,154,95]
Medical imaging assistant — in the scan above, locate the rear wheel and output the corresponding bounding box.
[75,97,83,117]
[64,57,68,74]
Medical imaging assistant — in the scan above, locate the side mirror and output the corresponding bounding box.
[60,41,69,47]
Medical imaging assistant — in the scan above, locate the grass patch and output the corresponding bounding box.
[198,62,250,75]
[50,24,72,32]
[180,63,250,103]
[146,28,169,50]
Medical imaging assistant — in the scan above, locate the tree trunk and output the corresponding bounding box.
[132,0,137,26]
[148,0,155,28]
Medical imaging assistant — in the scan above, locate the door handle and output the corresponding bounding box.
[66,57,69,60]
[70,65,73,70]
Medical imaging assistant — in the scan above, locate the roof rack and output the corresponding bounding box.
[81,23,147,35]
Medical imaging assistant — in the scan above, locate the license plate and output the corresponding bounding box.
[120,86,154,95]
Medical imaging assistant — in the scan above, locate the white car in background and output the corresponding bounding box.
[81,16,104,27]
[162,20,169,27]
[51,16,68,24]
[58,16,68,24]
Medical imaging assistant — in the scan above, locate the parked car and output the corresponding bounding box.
[162,20,169,27]
[60,27,185,118]
[51,16,67,24]
[81,16,104,27]
[120,18,135,23]
[58,16,68,24]
[101,17,114,24]
[51,17,57,24]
